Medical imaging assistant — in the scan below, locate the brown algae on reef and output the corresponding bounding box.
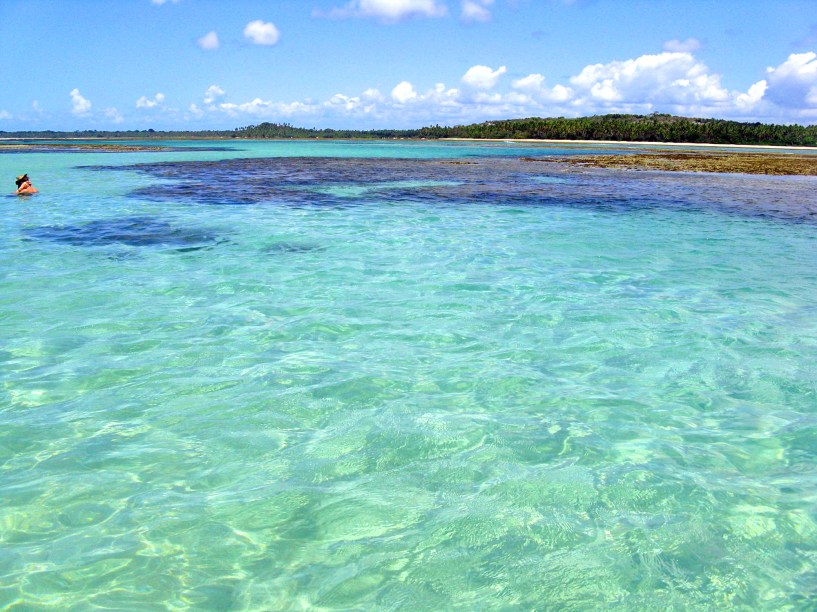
[529,151,817,176]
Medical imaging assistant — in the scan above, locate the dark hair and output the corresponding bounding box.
[15,174,28,187]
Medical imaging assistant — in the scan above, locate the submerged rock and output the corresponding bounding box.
[83,155,817,223]
[262,241,324,254]
[23,216,220,249]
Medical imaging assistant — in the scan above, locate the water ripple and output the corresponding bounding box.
[2,145,817,609]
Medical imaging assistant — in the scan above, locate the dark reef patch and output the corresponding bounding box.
[85,156,817,223]
[262,241,324,254]
[23,216,222,250]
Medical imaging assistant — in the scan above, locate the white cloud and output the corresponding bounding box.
[70,89,92,115]
[736,80,767,109]
[362,88,385,101]
[511,73,545,91]
[461,0,494,22]
[569,52,730,107]
[173,49,817,129]
[0,110,11,120]
[323,89,390,116]
[462,65,507,89]
[104,107,124,123]
[218,98,317,118]
[765,52,817,109]
[512,73,573,102]
[136,93,166,109]
[151,0,180,5]
[219,99,273,116]
[244,20,280,45]
[391,81,418,103]
[204,85,226,105]
[326,93,369,112]
[549,84,573,103]
[663,38,702,53]
[198,31,220,50]
[316,0,448,22]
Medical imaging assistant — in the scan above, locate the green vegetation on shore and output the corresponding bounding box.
[3,114,816,146]
[235,123,420,140]
[421,114,817,146]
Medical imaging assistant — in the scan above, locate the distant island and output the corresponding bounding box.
[2,114,817,147]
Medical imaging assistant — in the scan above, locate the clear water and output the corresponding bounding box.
[2,140,817,610]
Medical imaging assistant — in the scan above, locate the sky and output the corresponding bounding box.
[2,0,817,131]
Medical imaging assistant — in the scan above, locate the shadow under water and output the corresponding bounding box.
[88,156,817,223]
[23,216,222,250]
[261,241,324,254]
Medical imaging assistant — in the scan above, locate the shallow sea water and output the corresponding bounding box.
[1,140,817,610]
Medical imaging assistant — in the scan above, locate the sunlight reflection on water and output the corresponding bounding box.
[2,142,817,609]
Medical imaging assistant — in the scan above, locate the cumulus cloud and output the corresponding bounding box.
[462,65,507,89]
[198,31,220,50]
[205,82,462,127]
[461,0,494,22]
[70,89,92,115]
[218,98,316,118]
[325,92,377,114]
[136,93,166,109]
[244,20,281,45]
[569,52,730,108]
[105,107,124,123]
[512,73,573,102]
[0,110,11,120]
[362,88,385,101]
[736,80,767,109]
[204,85,226,105]
[511,73,545,91]
[175,49,817,129]
[321,89,388,117]
[764,52,817,108]
[392,81,418,103]
[315,0,448,22]
[663,38,702,53]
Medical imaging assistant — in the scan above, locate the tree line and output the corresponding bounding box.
[416,114,817,146]
[3,115,816,146]
[233,122,419,139]
[222,115,817,145]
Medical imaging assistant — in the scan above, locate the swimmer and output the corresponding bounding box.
[15,174,38,196]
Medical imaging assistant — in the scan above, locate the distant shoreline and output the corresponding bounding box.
[442,138,817,152]
[2,136,815,152]
[4,138,817,174]
[3,114,816,146]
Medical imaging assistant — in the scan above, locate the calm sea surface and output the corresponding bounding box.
[1,140,817,610]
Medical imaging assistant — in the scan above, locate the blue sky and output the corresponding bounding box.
[2,0,817,130]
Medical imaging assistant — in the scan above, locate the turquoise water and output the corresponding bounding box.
[2,140,817,609]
